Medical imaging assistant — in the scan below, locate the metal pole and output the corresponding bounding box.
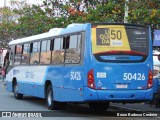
[3,0,7,22]
[4,0,6,7]
[3,0,6,20]
[124,0,129,23]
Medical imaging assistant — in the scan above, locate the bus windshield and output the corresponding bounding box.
[92,24,149,63]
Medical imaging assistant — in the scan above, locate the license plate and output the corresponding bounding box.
[116,84,128,88]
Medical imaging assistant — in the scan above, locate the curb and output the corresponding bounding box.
[110,104,142,112]
[110,103,160,112]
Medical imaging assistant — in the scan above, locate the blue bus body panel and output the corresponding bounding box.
[44,65,85,101]
[46,66,64,87]
[43,66,64,100]
[6,80,45,98]
[6,81,12,92]
[60,66,84,101]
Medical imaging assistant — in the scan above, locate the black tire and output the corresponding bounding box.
[89,102,110,111]
[46,85,66,110]
[13,82,23,99]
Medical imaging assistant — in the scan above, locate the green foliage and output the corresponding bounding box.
[127,0,160,30]
[1,0,160,48]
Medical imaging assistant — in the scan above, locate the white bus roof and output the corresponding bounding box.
[9,23,88,46]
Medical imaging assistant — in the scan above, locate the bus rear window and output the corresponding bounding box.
[91,25,149,63]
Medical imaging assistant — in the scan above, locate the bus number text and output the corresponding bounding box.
[70,71,81,80]
[123,73,145,80]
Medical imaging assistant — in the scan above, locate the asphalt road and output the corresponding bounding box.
[0,84,158,120]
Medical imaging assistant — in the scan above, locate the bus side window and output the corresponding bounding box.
[8,46,14,66]
[51,37,64,64]
[9,52,13,66]
[65,36,70,49]
[40,40,51,64]
[21,44,29,64]
[14,45,22,65]
[4,52,10,68]
[30,42,40,64]
[65,34,81,64]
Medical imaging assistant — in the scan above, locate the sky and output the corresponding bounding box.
[0,0,43,7]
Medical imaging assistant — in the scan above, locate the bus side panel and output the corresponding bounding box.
[37,85,45,98]
[18,82,45,98]
[28,82,39,97]
[57,27,89,102]
[52,87,60,101]
[60,88,83,102]
[46,66,64,87]
[58,26,91,102]
[18,81,25,94]
[6,81,12,92]
[6,66,48,99]
[59,66,84,102]
[46,66,64,101]
[22,82,28,95]
[6,68,14,92]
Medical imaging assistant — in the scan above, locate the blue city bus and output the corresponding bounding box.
[6,23,153,110]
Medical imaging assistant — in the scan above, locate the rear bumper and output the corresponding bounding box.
[83,87,153,102]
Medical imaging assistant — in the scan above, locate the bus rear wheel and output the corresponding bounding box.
[89,102,110,111]
[46,85,66,110]
[13,82,23,99]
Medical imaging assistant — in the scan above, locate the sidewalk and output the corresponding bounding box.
[111,102,160,112]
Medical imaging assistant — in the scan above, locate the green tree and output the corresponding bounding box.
[2,0,160,47]
[85,0,125,23]
[127,0,160,30]
[0,6,17,48]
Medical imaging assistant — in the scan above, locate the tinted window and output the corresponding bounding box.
[30,42,40,64]
[65,34,81,64]
[21,44,29,64]
[14,45,22,65]
[40,40,51,64]
[51,38,64,64]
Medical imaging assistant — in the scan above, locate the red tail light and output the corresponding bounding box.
[147,70,153,89]
[87,69,95,89]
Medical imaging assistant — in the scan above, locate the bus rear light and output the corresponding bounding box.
[147,70,153,89]
[87,69,95,89]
